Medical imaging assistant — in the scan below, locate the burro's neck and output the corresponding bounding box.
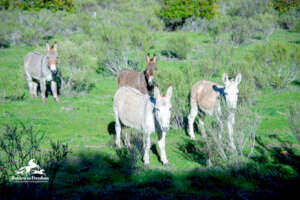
[144,98,156,134]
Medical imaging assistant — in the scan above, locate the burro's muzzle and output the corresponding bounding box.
[148,76,154,86]
[49,64,57,74]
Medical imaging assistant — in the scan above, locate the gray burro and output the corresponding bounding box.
[113,86,173,167]
[24,42,60,103]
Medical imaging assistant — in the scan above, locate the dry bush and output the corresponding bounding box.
[202,103,260,166]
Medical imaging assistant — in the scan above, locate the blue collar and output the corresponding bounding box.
[150,96,156,104]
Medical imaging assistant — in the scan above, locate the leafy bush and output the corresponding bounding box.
[251,41,298,89]
[165,35,192,59]
[0,0,74,12]
[53,40,96,95]
[155,64,201,128]
[231,17,253,45]
[228,61,256,103]
[287,103,300,143]
[158,0,217,29]
[230,14,277,45]
[272,0,300,14]
[0,124,70,188]
[227,0,271,18]
[277,6,300,30]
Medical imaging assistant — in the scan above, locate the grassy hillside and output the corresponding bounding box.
[1,0,300,199]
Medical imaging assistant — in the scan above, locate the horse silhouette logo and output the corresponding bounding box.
[15,159,46,176]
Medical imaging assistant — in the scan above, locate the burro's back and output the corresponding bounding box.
[113,85,173,167]
[113,87,152,130]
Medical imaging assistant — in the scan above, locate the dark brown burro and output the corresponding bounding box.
[117,53,157,95]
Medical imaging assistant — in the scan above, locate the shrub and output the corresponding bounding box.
[287,103,300,143]
[158,0,217,29]
[272,0,300,15]
[165,35,192,59]
[0,124,70,189]
[228,61,256,103]
[55,40,96,95]
[1,0,74,12]
[202,103,260,166]
[231,17,253,45]
[251,41,297,89]
[227,0,271,18]
[277,6,300,30]
[155,64,201,128]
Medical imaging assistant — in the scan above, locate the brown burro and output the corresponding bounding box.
[117,53,157,95]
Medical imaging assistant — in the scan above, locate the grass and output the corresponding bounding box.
[1,29,300,198]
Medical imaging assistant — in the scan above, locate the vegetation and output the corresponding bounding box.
[0,0,74,12]
[158,0,217,29]
[0,0,300,199]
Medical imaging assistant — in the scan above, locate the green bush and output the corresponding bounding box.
[0,124,70,187]
[0,0,74,12]
[230,14,276,45]
[158,0,217,29]
[227,0,271,18]
[272,0,300,14]
[287,103,300,143]
[228,61,256,103]
[248,41,298,89]
[165,35,192,59]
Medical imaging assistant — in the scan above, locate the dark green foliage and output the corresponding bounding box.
[0,124,70,191]
[272,0,300,14]
[0,0,74,12]
[165,35,192,59]
[158,0,217,29]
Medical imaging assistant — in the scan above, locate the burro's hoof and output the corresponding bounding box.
[163,163,170,167]
[144,164,150,169]
[55,98,60,103]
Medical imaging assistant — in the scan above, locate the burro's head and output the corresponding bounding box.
[222,72,242,109]
[145,53,157,86]
[153,85,173,132]
[46,41,58,74]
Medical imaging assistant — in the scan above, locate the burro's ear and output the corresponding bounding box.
[46,41,50,51]
[222,72,229,83]
[166,85,173,100]
[235,73,242,85]
[146,53,150,63]
[154,86,161,99]
[152,54,157,63]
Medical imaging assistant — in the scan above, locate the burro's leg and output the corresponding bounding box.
[27,80,34,98]
[26,73,35,98]
[158,131,169,166]
[198,116,208,139]
[40,79,46,103]
[32,82,38,97]
[51,80,60,103]
[227,112,236,151]
[115,115,122,148]
[216,103,224,140]
[188,99,198,139]
[143,132,151,168]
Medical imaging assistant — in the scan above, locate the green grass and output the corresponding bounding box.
[1,29,300,198]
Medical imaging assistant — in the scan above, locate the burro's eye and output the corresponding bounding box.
[169,107,172,111]
[155,108,160,112]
